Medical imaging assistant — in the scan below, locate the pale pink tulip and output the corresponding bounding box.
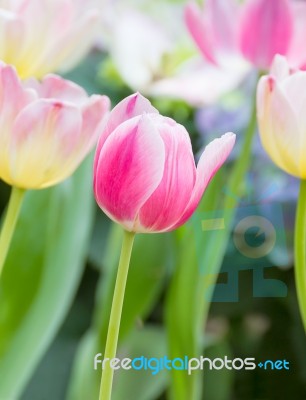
[0,63,110,189]
[94,93,235,233]
[0,0,100,78]
[257,55,306,178]
[185,0,304,70]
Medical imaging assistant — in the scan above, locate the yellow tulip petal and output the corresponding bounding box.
[257,75,302,177]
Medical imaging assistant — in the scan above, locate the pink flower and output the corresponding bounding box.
[0,63,110,189]
[185,0,305,70]
[93,93,235,233]
[0,0,100,78]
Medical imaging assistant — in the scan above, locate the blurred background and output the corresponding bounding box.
[0,0,306,399]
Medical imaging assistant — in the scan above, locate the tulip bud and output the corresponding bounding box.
[0,63,110,189]
[257,55,305,178]
[94,93,235,233]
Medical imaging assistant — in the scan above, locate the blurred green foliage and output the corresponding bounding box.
[0,155,94,399]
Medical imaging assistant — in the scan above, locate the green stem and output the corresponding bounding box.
[0,186,25,278]
[294,179,306,332]
[99,229,135,400]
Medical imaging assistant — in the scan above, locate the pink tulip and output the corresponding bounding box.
[185,0,304,70]
[0,0,100,78]
[0,63,110,189]
[93,93,235,233]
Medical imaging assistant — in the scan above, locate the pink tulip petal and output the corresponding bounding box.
[281,72,306,121]
[288,1,306,68]
[0,10,25,66]
[0,64,35,115]
[257,76,301,177]
[8,99,82,188]
[16,0,51,75]
[185,3,217,64]
[28,74,88,104]
[206,0,239,53]
[270,54,291,81]
[138,117,196,232]
[239,0,293,69]
[0,64,36,186]
[80,95,110,153]
[39,9,100,75]
[17,0,73,34]
[106,92,159,135]
[15,1,98,77]
[0,64,36,136]
[94,114,165,230]
[93,92,158,173]
[168,132,236,231]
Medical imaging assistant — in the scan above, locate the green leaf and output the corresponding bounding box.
[0,156,95,399]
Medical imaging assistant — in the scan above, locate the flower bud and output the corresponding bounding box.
[94,93,235,233]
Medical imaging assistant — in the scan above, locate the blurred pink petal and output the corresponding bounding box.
[81,95,110,150]
[287,0,306,68]
[43,9,100,75]
[205,0,240,55]
[0,64,35,120]
[10,100,82,188]
[257,56,305,177]
[0,0,100,78]
[185,3,216,64]
[0,10,25,65]
[0,63,110,189]
[239,0,293,69]
[270,54,291,81]
[25,74,88,104]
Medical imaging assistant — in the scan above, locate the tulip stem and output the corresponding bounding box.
[99,229,135,400]
[294,179,306,332]
[0,186,25,278]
